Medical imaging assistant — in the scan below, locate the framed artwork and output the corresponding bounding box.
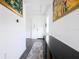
[0,0,23,16]
[53,0,79,21]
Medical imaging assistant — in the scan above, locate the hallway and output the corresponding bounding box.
[0,0,79,59]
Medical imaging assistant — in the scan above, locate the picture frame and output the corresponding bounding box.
[53,0,79,22]
[0,0,23,16]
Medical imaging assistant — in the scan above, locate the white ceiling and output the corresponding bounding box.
[24,0,53,16]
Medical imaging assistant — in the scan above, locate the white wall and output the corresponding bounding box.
[25,15,46,39]
[49,2,79,52]
[25,0,53,39]
[31,15,46,39]
[25,15,32,38]
[0,4,26,59]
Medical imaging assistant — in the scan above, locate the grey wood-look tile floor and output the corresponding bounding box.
[26,40,44,59]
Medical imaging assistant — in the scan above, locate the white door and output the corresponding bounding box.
[32,16,45,39]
